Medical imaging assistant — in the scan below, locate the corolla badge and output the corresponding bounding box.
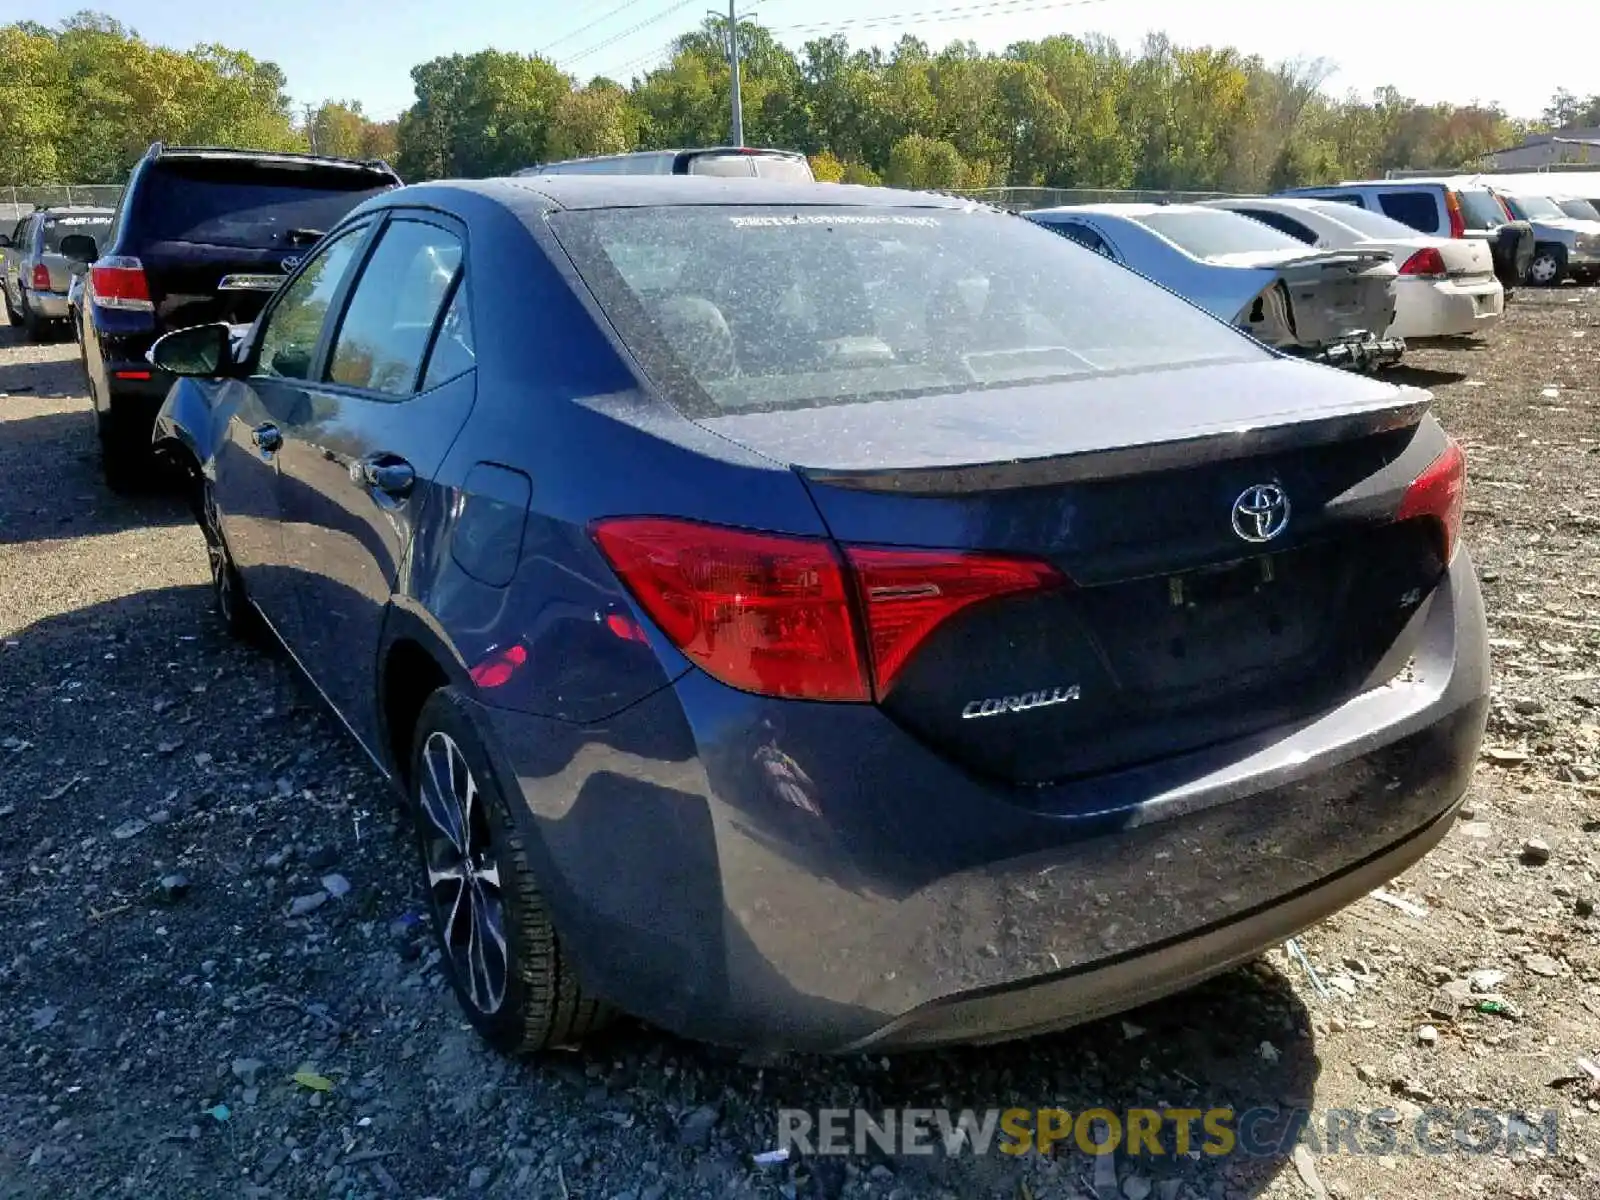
[962,685,1080,720]
[1231,483,1291,543]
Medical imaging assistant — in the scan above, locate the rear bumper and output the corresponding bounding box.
[22,289,69,319]
[475,554,1489,1052]
[1391,277,1504,340]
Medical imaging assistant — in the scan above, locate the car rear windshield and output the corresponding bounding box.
[1455,189,1509,229]
[549,205,1265,417]
[1558,198,1600,220]
[41,214,111,253]
[134,160,393,248]
[1502,193,1567,221]
[685,153,814,181]
[1134,209,1307,257]
[1308,203,1419,240]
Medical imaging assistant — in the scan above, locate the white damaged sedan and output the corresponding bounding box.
[1202,197,1504,343]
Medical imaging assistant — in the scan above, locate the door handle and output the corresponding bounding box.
[358,452,415,497]
[251,422,282,453]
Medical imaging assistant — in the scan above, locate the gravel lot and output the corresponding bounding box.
[1,294,1597,1200]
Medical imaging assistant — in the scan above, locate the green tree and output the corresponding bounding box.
[885,133,966,190]
[396,49,571,179]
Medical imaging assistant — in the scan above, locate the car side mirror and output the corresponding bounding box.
[0,234,11,249]
[149,323,235,377]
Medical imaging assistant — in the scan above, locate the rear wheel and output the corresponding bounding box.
[1527,245,1567,287]
[409,688,611,1055]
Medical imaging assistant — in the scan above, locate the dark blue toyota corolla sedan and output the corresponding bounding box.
[148,176,1489,1055]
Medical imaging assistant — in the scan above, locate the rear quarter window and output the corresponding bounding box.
[134,161,394,249]
[1376,191,1441,233]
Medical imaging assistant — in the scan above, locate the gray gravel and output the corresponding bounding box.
[2,297,1599,1200]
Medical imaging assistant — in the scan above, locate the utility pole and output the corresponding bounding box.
[727,0,743,147]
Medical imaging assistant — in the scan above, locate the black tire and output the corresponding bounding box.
[195,473,262,640]
[409,688,611,1054]
[97,407,147,494]
[1527,244,1567,287]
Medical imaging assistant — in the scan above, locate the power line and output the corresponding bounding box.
[561,0,705,68]
[540,0,655,56]
[769,0,1113,37]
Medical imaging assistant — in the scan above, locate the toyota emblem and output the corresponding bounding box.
[280,255,301,273]
[1231,483,1291,543]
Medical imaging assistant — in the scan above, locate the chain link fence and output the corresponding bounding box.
[1,184,125,225]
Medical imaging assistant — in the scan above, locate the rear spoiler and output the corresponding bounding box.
[801,393,1432,494]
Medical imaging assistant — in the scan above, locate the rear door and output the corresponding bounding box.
[273,212,478,751]
[128,158,394,329]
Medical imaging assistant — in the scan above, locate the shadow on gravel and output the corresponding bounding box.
[1384,364,1469,388]
[0,582,1318,1200]
[0,408,189,544]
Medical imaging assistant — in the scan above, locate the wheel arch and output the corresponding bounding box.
[378,600,474,785]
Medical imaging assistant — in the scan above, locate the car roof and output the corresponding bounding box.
[146,145,398,175]
[1211,197,1329,210]
[1030,202,1214,218]
[397,175,984,213]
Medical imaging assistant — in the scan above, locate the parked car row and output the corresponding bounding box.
[1,205,113,340]
[90,164,1491,1059]
[42,141,402,489]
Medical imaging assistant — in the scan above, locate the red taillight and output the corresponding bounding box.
[469,643,527,689]
[1399,248,1447,277]
[1444,191,1466,239]
[1397,439,1466,562]
[846,547,1066,694]
[29,263,51,291]
[89,256,153,312]
[591,518,1067,702]
[592,518,869,701]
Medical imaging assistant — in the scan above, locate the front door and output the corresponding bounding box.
[273,213,478,752]
[218,222,372,631]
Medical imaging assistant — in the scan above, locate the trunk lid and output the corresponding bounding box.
[1207,249,1397,347]
[698,359,1448,784]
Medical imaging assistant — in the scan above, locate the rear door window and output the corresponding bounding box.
[1456,189,1511,229]
[1376,191,1441,233]
[327,219,464,396]
[135,161,394,250]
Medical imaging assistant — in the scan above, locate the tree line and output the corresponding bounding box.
[4,10,1596,194]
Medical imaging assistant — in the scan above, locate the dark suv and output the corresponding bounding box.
[64,143,401,489]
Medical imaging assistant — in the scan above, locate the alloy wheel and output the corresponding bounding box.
[416,730,509,1015]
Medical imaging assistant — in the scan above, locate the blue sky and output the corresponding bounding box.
[10,0,1583,121]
